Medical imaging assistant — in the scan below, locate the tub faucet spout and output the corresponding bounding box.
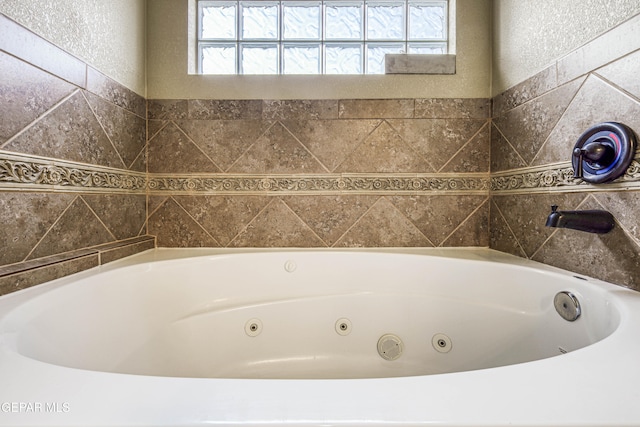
[545,205,615,234]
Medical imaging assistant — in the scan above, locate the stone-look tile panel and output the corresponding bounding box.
[339,99,415,119]
[595,49,640,101]
[492,193,588,258]
[0,51,76,145]
[335,121,430,173]
[263,100,339,120]
[145,194,489,249]
[594,192,640,244]
[334,197,432,247]
[492,78,584,166]
[176,120,272,172]
[281,120,380,172]
[439,123,491,173]
[387,119,488,172]
[188,99,263,120]
[441,200,490,247]
[390,195,490,247]
[229,122,329,173]
[147,122,221,173]
[490,123,526,172]
[490,200,527,258]
[86,67,146,118]
[148,99,189,120]
[3,91,125,169]
[0,15,152,296]
[84,92,147,171]
[492,66,557,117]
[531,196,640,290]
[82,194,147,240]
[173,195,271,246]
[0,237,155,296]
[534,75,640,166]
[99,237,156,265]
[229,199,327,247]
[27,197,116,260]
[0,192,76,266]
[415,98,490,119]
[282,195,379,246]
[147,198,220,248]
[491,40,640,290]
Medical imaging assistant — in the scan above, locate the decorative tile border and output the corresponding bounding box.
[0,152,146,192]
[147,174,490,194]
[0,152,489,195]
[5,152,640,195]
[491,159,640,193]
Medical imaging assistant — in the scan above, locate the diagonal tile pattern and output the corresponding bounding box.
[491,46,640,290]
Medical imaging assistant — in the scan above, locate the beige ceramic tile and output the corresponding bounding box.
[489,200,527,258]
[439,122,491,173]
[334,197,432,247]
[173,195,271,246]
[147,198,219,248]
[147,122,221,173]
[415,98,490,119]
[282,195,379,246]
[0,51,76,145]
[493,77,584,166]
[0,192,75,266]
[175,120,271,172]
[387,118,486,172]
[281,119,380,172]
[338,99,414,119]
[229,199,326,247]
[4,91,125,168]
[82,194,147,240]
[390,194,489,246]
[263,100,339,120]
[27,197,115,260]
[534,75,640,166]
[84,91,147,170]
[228,122,328,173]
[335,121,430,173]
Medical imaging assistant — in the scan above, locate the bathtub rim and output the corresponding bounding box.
[0,247,639,427]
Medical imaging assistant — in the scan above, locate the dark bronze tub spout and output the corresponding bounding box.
[545,205,615,234]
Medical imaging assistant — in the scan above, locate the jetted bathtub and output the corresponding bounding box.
[0,248,639,426]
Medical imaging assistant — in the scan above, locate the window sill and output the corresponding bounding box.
[385,54,456,75]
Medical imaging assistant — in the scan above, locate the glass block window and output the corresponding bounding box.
[197,0,448,75]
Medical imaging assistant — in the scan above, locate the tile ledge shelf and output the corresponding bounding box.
[0,236,156,296]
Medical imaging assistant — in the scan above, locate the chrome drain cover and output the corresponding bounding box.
[554,291,581,321]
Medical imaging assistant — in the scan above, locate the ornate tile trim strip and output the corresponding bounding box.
[147,174,490,194]
[0,153,146,192]
[491,159,640,193]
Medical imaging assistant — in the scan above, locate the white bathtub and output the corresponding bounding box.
[0,248,639,426]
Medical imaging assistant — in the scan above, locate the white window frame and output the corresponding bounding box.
[195,0,453,75]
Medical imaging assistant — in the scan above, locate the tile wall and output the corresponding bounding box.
[0,15,153,295]
[490,46,640,290]
[146,99,491,248]
[3,11,640,297]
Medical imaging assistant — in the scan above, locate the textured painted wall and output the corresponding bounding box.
[492,0,640,95]
[146,0,491,99]
[0,0,146,96]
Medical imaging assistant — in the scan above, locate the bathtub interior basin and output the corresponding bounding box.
[0,249,621,380]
